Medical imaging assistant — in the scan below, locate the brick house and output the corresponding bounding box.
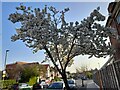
[106,1,120,61]
[6,62,51,80]
[6,62,27,80]
[39,64,51,80]
[50,67,61,80]
[6,62,60,81]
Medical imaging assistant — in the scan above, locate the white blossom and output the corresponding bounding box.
[8,5,118,70]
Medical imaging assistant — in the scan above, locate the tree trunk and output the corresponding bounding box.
[62,71,71,90]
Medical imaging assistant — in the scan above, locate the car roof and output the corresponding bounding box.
[49,81,65,88]
[67,79,75,81]
[53,81,64,83]
[51,81,65,86]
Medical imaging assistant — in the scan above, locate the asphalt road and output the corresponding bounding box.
[75,79,93,86]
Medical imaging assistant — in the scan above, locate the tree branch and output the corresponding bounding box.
[44,45,62,75]
[53,13,64,71]
[64,35,76,70]
[53,14,57,27]
[55,44,64,71]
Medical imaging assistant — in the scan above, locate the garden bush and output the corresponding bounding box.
[54,76,61,81]
[27,77,37,86]
[1,79,16,89]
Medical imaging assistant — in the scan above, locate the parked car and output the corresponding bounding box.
[19,83,32,90]
[47,81,65,90]
[39,80,48,89]
[67,79,76,89]
[32,83,41,90]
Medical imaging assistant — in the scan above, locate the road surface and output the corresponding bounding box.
[75,79,99,90]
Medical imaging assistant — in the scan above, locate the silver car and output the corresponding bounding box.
[19,83,32,90]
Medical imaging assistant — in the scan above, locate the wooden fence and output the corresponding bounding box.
[93,60,120,90]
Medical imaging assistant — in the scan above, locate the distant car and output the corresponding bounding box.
[47,81,65,90]
[32,83,41,90]
[67,79,76,88]
[39,80,48,88]
[19,83,32,90]
[81,76,87,80]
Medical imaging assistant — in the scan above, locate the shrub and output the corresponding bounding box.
[86,72,93,79]
[27,77,37,86]
[54,76,61,81]
[1,79,16,89]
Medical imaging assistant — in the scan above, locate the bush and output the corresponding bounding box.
[1,79,16,89]
[0,80,2,89]
[54,76,61,81]
[86,72,93,79]
[27,77,37,86]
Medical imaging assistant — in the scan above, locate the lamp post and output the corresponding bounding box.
[3,50,9,80]
[4,50,9,69]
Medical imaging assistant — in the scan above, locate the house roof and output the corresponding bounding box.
[6,62,26,69]
[6,62,50,70]
[41,64,50,69]
[15,61,27,64]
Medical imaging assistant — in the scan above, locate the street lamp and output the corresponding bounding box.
[3,50,9,80]
[4,50,9,70]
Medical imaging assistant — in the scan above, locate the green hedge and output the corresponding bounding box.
[0,80,2,89]
[1,80,16,89]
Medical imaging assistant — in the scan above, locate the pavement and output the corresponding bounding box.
[86,80,99,90]
[75,79,99,90]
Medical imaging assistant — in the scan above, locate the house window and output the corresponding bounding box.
[116,12,120,24]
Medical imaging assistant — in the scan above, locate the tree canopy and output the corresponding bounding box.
[8,4,118,89]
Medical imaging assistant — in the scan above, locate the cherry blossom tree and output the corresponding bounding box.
[8,4,117,89]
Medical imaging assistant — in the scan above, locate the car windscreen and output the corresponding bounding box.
[67,80,74,84]
[48,82,63,89]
